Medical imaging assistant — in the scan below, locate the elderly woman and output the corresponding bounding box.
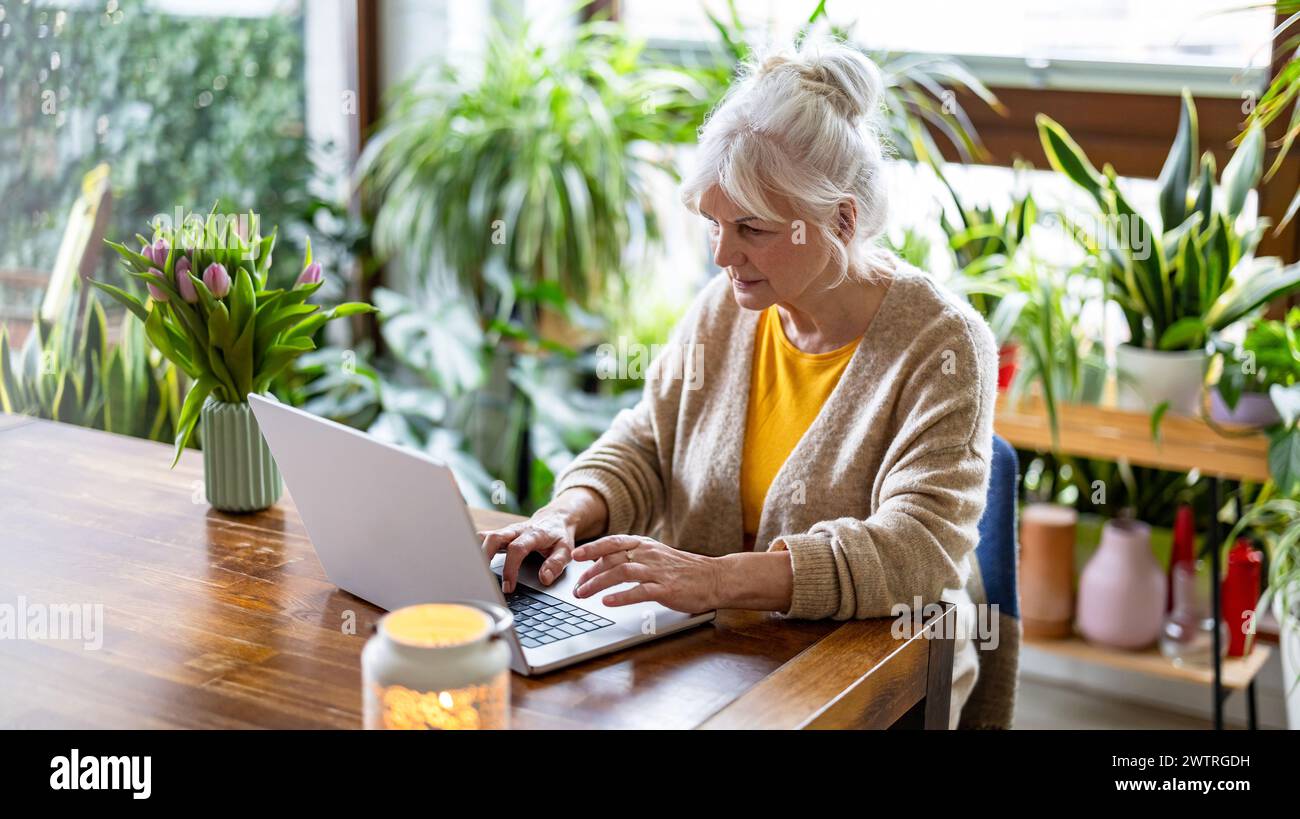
[481,38,997,728]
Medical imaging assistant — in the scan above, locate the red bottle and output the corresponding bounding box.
[1222,538,1263,657]
[1167,504,1196,613]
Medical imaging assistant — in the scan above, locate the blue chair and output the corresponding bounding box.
[958,434,1021,730]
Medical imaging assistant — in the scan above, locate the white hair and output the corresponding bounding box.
[681,36,893,285]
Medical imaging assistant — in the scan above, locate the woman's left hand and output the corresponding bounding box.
[572,535,721,614]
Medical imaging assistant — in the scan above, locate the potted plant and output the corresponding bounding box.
[1226,495,1300,729]
[0,290,186,441]
[1210,309,1300,428]
[937,165,1037,396]
[90,210,375,512]
[938,173,1105,440]
[1037,90,1300,415]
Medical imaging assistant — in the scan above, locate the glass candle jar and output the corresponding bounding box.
[362,601,513,730]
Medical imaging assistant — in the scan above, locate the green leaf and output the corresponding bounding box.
[1268,427,1300,495]
[253,339,316,393]
[1158,316,1206,351]
[0,327,17,413]
[1150,401,1170,444]
[1156,91,1197,231]
[1036,114,1107,203]
[1193,152,1216,225]
[1222,123,1264,220]
[226,317,256,400]
[205,344,239,402]
[280,303,377,347]
[254,303,319,355]
[105,239,155,272]
[144,306,190,374]
[172,376,218,468]
[1206,258,1300,331]
[207,301,234,351]
[103,347,128,434]
[228,266,257,339]
[88,279,149,323]
[329,302,379,319]
[1271,382,1300,428]
[281,313,331,344]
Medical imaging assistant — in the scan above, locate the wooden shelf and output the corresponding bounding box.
[1025,635,1272,690]
[995,396,1271,483]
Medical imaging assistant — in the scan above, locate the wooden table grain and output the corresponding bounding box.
[0,415,954,729]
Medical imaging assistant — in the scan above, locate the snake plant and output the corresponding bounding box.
[1037,90,1300,352]
[0,291,185,442]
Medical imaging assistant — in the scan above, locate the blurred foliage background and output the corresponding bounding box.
[0,0,1293,544]
[0,0,317,287]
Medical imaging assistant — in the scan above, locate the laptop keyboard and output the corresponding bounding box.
[497,579,616,649]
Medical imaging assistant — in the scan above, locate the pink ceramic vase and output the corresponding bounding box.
[1076,519,1166,650]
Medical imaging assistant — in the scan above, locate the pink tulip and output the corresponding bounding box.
[175,256,191,278]
[146,268,168,302]
[177,270,198,304]
[295,261,322,288]
[151,238,169,267]
[203,263,231,298]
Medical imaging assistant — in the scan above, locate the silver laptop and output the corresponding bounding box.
[248,394,716,674]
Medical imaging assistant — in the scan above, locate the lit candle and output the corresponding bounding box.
[362,602,513,730]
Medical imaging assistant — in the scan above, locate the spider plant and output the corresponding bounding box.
[1225,493,1300,702]
[1239,1,1300,228]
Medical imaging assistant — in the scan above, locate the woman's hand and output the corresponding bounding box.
[572,535,721,614]
[480,509,577,594]
[480,488,608,593]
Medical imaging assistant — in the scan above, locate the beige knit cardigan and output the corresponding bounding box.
[553,260,999,728]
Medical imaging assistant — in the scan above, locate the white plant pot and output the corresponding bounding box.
[1276,595,1300,730]
[1115,344,1207,416]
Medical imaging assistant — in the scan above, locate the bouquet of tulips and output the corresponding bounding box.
[91,210,376,465]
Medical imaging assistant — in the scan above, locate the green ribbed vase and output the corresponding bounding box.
[201,397,282,513]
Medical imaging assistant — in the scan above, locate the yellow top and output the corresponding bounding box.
[740,306,860,542]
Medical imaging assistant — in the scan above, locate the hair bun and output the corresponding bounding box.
[758,38,883,122]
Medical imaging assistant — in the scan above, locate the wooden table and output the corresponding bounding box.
[0,416,956,730]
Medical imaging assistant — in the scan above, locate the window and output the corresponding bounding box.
[0,0,358,304]
[622,0,1276,96]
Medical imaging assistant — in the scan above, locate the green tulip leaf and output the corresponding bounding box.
[172,376,219,468]
[228,266,257,338]
[88,279,149,323]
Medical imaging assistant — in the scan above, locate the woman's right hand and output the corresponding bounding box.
[480,487,608,593]
[479,508,578,594]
